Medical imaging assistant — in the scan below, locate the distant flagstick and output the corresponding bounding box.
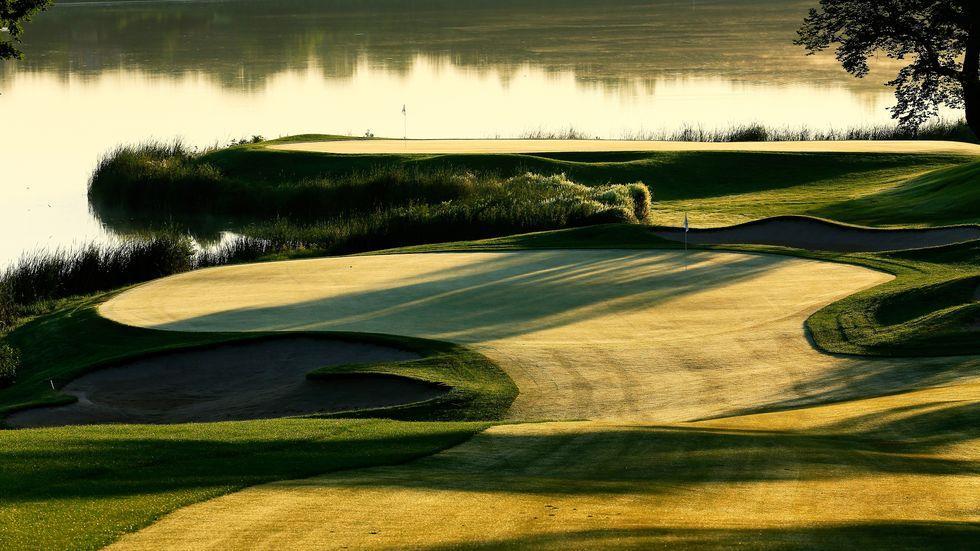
[683,213,690,270]
[402,104,408,141]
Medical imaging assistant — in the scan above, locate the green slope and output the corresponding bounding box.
[814,160,980,226]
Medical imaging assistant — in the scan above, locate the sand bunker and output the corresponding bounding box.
[268,139,980,155]
[653,216,980,252]
[6,337,439,428]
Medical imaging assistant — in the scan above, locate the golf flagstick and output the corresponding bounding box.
[402,104,407,141]
[683,213,689,270]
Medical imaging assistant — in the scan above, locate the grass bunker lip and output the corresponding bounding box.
[5,337,444,428]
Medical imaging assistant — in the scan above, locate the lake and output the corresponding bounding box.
[0,0,942,266]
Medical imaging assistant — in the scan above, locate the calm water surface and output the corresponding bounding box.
[0,0,953,265]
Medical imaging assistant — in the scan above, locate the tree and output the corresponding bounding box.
[1,0,53,60]
[796,1,980,137]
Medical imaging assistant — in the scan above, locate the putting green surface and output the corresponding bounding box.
[99,250,980,548]
[101,250,914,422]
[268,139,980,155]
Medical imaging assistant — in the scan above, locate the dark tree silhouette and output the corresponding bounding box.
[797,1,980,137]
[1,0,53,60]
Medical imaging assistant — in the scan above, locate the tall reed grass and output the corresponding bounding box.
[90,145,491,219]
[230,173,651,255]
[0,235,194,308]
[521,120,975,143]
[0,343,18,389]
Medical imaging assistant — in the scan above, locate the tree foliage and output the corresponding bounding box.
[1,0,53,60]
[796,1,980,135]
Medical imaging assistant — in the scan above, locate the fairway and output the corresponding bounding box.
[268,139,980,155]
[99,250,980,549]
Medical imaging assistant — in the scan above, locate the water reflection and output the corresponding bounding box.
[0,0,936,266]
[8,0,894,92]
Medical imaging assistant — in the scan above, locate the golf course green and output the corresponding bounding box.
[2,139,978,550]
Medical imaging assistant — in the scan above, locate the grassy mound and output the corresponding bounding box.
[813,160,980,226]
[805,240,980,357]
[308,340,517,422]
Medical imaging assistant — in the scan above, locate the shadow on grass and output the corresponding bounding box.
[0,420,480,504]
[151,250,777,342]
[5,401,978,504]
[420,521,980,550]
[273,421,980,496]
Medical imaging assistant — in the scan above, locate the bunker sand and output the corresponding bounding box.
[6,338,431,428]
[100,251,980,548]
[269,139,980,155]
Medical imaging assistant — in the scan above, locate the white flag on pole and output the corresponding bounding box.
[683,213,689,233]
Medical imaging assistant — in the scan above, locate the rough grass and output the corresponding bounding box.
[231,173,651,256]
[521,119,977,143]
[90,145,649,223]
[91,140,976,234]
[0,344,18,389]
[0,235,194,307]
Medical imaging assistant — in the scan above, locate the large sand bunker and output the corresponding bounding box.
[6,337,437,428]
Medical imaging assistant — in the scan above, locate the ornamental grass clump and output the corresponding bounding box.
[0,343,20,389]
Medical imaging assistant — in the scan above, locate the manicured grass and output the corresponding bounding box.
[3,139,974,549]
[0,418,483,551]
[802,243,980,356]
[387,224,979,358]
